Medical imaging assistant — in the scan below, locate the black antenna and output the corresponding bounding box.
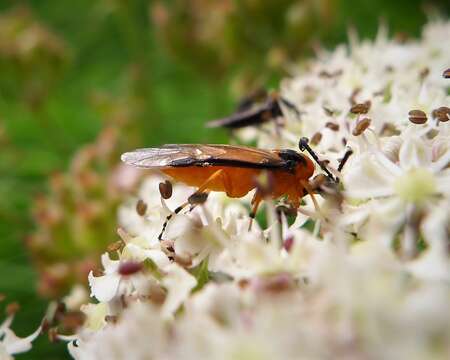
[299,137,337,182]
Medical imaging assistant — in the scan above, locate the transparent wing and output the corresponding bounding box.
[121,144,286,169]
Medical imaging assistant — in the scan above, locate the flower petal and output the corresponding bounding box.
[161,264,197,318]
[344,153,395,199]
[399,136,431,170]
[88,271,121,302]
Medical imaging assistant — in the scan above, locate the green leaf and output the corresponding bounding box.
[189,258,209,292]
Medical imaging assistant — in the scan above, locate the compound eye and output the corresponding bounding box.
[297,154,307,166]
[286,160,296,171]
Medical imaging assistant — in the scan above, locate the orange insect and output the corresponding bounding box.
[121,138,338,238]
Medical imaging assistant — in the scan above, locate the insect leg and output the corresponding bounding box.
[195,169,224,193]
[158,201,189,240]
[248,191,263,231]
[300,179,322,215]
[299,137,337,182]
[158,170,224,241]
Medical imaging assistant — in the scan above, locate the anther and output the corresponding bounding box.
[159,180,173,199]
[283,236,295,252]
[118,261,143,276]
[419,67,429,80]
[349,88,361,105]
[325,122,339,131]
[322,106,334,116]
[352,117,371,136]
[48,328,59,343]
[310,132,322,145]
[136,199,147,216]
[105,315,118,324]
[443,68,450,79]
[350,101,371,114]
[432,106,449,123]
[107,240,123,252]
[408,109,427,124]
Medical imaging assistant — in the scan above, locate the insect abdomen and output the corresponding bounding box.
[162,166,260,198]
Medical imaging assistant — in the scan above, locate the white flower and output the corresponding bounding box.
[161,263,197,318]
[0,314,40,359]
[80,303,108,332]
[118,175,194,245]
[68,302,167,360]
[343,127,449,252]
[63,285,89,312]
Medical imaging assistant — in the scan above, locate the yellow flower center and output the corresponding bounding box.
[394,168,436,203]
[228,344,268,360]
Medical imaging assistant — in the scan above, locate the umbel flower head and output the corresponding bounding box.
[53,20,450,360]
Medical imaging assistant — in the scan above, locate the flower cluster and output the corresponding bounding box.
[59,21,449,359]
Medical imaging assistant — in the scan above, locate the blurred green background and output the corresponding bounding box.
[0,0,448,358]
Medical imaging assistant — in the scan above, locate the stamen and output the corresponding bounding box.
[443,68,450,78]
[352,118,371,136]
[159,180,173,199]
[136,199,147,216]
[107,240,124,253]
[283,235,294,252]
[105,315,118,324]
[350,101,371,114]
[349,88,361,105]
[118,261,143,276]
[431,106,449,123]
[408,109,427,124]
[325,122,339,131]
[117,227,132,243]
[310,132,322,145]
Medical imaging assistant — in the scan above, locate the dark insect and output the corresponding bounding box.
[206,90,300,130]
